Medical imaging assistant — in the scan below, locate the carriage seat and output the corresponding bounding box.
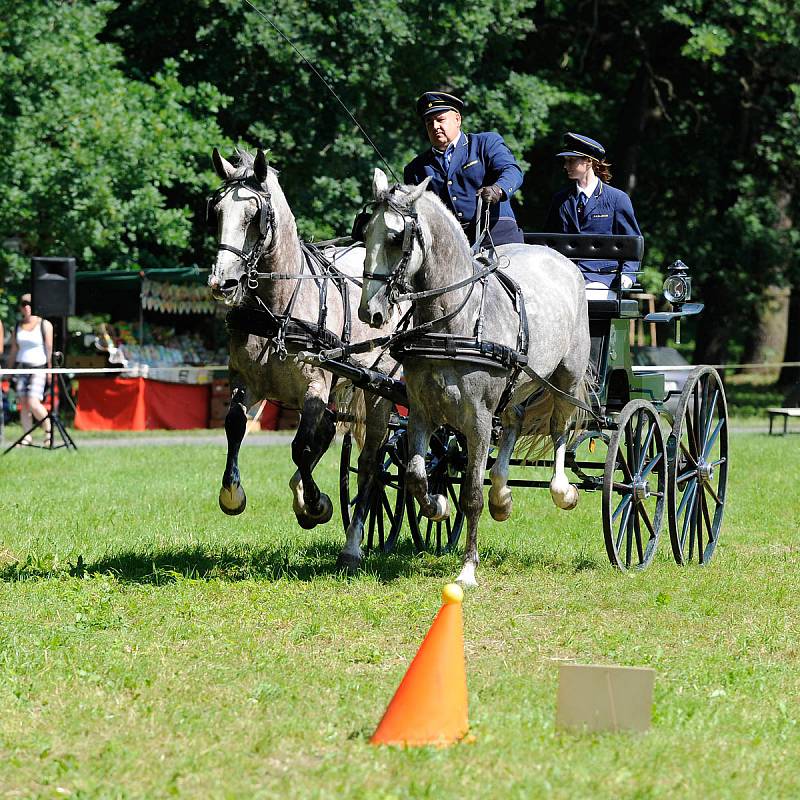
[522,232,645,322]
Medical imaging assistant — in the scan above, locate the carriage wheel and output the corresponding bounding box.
[667,367,729,565]
[339,426,409,553]
[602,400,666,570]
[406,427,466,555]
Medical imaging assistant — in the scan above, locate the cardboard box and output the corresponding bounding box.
[68,354,107,369]
[210,395,229,420]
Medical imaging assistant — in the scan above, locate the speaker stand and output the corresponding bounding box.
[3,370,77,455]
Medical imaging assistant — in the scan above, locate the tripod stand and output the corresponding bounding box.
[4,344,78,454]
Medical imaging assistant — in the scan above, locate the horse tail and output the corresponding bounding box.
[513,362,599,462]
[568,362,599,443]
[333,382,367,450]
[513,387,555,464]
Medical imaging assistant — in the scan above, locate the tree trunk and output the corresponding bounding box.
[779,286,800,389]
[743,286,790,382]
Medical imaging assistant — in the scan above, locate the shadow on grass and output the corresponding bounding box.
[0,536,603,584]
[0,538,460,585]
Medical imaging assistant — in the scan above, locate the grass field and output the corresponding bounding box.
[1,425,799,798]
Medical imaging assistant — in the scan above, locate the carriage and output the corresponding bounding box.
[328,232,728,572]
[208,150,727,579]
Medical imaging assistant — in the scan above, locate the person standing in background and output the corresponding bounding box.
[7,294,53,445]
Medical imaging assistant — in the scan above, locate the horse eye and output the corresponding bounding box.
[387,230,404,247]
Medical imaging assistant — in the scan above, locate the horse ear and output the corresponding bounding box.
[254,149,269,185]
[404,176,431,205]
[212,147,235,180]
[372,168,389,199]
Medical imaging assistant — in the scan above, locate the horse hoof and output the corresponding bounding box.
[430,493,449,521]
[490,502,512,522]
[296,513,318,530]
[489,487,513,521]
[336,551,362,575]
[456,563,478,588]
[307,493,334,525]
[550,483,579,511]
[219,484,247,516]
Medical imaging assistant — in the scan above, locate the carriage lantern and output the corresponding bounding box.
[663,260,691,308]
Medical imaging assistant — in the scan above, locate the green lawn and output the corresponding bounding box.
[1,427,798,798]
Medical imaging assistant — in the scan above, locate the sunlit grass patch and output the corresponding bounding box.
[0,428,798,797]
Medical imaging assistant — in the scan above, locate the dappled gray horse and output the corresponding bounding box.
[208,149,400,566]
[359,169,591,586]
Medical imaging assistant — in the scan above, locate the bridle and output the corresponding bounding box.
[208,179,276,290]
[360,196,425,302]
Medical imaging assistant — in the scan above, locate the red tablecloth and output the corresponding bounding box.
[75,377,211,430]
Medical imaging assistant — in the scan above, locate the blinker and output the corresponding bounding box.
[351,207,372,242]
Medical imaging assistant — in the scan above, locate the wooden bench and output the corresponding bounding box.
[767,407,800,435]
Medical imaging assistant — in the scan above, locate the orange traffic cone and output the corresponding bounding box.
[370,583,469,747]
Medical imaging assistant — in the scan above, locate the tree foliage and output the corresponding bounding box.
[0,0,230,316]
[2,0,800,361]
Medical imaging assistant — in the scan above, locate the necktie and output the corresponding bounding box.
[443,144,453,172]
[577,193,586,219]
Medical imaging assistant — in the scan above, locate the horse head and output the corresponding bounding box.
[207,147,275,305]
[358,168,430,327]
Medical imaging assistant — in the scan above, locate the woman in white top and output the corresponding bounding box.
[7,294,53,445]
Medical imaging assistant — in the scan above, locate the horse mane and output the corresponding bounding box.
[230,147,280,183]
[383,183,471,253]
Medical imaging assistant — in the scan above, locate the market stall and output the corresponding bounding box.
[70,267,292,430]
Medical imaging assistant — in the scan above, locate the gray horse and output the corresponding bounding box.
[359,168,592,586]
[208,149,400,568]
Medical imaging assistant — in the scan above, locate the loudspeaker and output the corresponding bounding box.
[31,257,76,318]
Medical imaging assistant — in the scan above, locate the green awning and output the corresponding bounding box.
[75,266,209,286]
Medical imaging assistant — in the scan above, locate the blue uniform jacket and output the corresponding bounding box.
[545,181,642,286]
[404,132,523,241]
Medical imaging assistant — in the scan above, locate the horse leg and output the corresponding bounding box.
[456,414,493,588]
[219,384,249,515]
[290,391,336,529]
[406,415,449,521]
[337,394,392,573]
[488,406,523,522]
[549,399,579,510]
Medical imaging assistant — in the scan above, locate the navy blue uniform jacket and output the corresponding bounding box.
[545,182,642,286]
[404,132,523,243]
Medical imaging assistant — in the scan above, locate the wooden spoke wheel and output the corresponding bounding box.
[602,400,666,570]
[407,427,466,555]
[667,367,729,565]
[339,426,407,553]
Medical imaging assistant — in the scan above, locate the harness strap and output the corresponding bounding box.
[392,258,499,303]
[390,334,598,419]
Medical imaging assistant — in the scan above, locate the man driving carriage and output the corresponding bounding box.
[403,90,525,246]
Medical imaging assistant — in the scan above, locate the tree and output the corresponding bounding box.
[0,0,232,317]
[104,0,574,238]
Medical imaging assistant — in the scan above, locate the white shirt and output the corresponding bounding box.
[15,321,47,365]
[575,174,599,203]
